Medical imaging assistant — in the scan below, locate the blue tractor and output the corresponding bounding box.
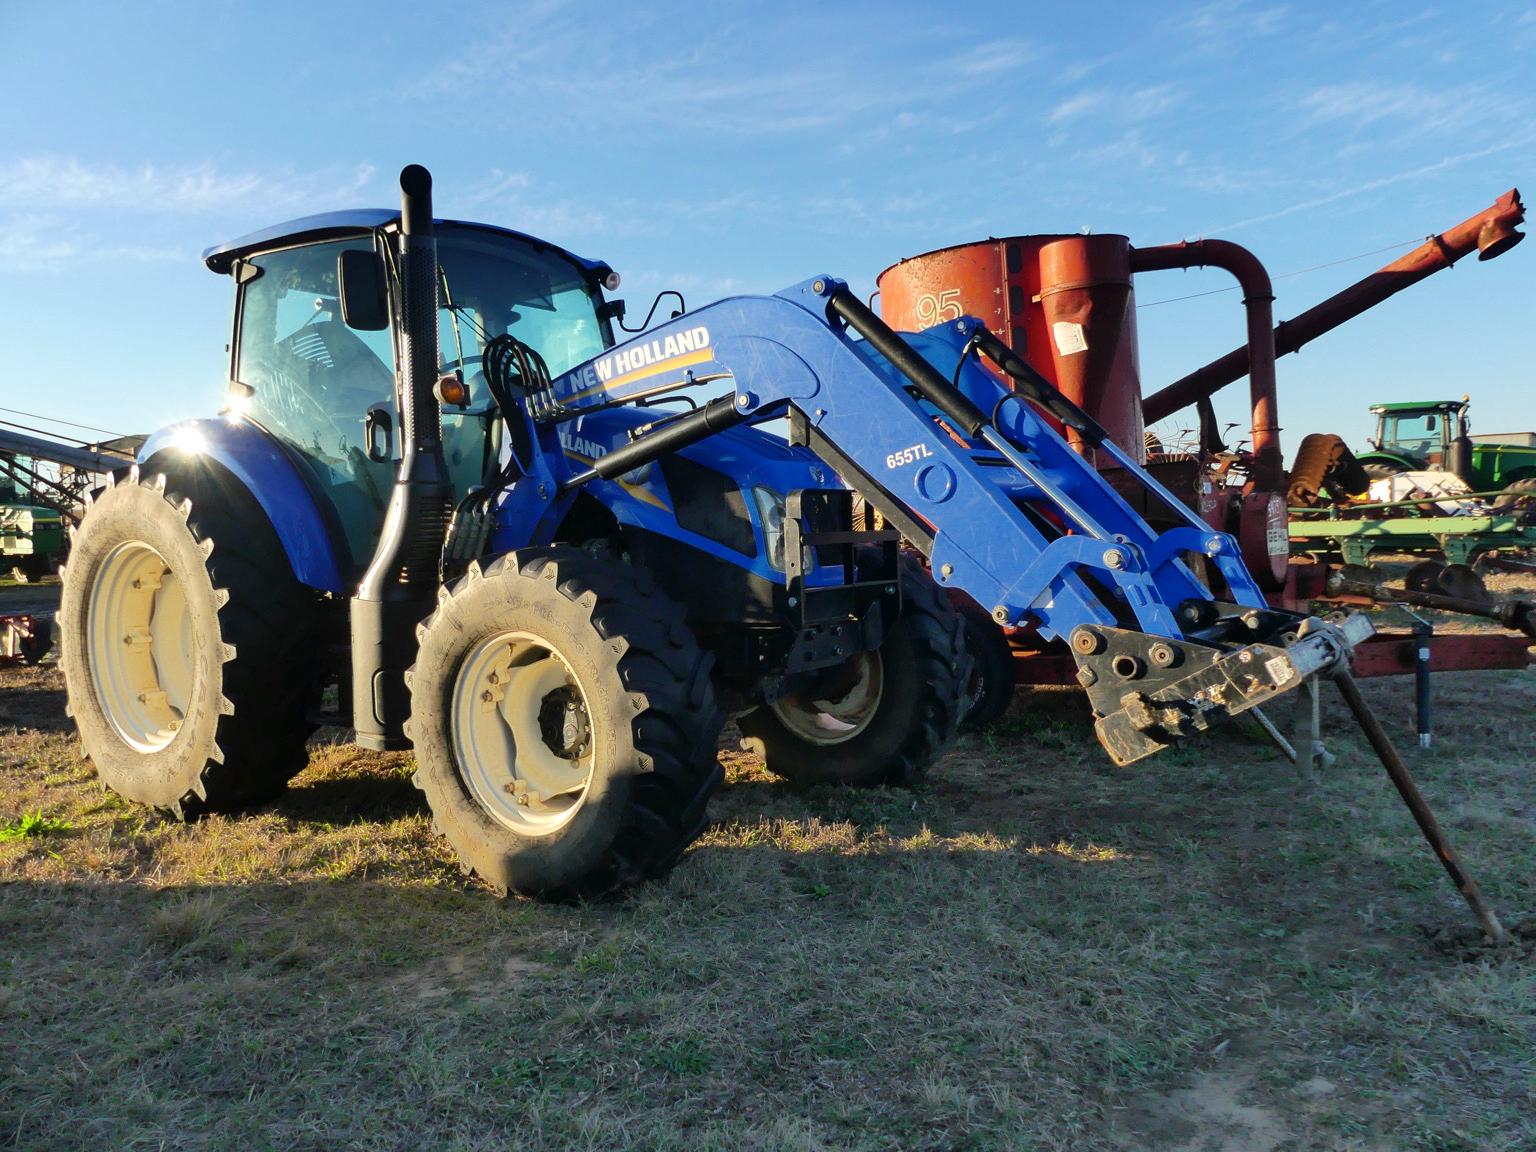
[60,166,1370,900]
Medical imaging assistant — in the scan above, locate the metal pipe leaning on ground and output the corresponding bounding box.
[1162,612,1507,943]
[1333,669,1507,946]
[1287,615,1509,944]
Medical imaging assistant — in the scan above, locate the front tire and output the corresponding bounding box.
[739,557,969,788]
[59,465,319,817]
[406,547,724,899]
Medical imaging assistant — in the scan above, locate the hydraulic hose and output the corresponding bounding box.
[825,286,988,439]
[966,325,1106,447]
[561,395,746,490]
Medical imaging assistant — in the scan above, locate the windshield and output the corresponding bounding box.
[434,226,606,382]
[1381,411,1445,456]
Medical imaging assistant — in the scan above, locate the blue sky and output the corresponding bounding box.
[0,0,1532,457]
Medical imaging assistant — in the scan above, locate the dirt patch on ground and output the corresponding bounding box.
[1116,1068,1293,1152]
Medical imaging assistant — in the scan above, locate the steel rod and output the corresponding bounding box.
[1333,670,1505,944]
[1250,706,1297,763]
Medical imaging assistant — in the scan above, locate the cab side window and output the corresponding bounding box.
[236,239,395,424]
[234,238,399,572]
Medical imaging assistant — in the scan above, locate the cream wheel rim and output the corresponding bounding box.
[87,540,197,753]
[450,630,596,836]
[769,651,883,746]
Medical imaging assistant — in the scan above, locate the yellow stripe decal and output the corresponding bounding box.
[562,450,671,511]
[565,347,716,403]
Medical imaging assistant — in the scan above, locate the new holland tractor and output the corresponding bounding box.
[61,166,1376,901]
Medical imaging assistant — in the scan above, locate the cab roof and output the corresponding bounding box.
[201,209,610,278]
[1368,400,1466,414]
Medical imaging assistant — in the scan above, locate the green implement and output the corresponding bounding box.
[1289,494,1536,566]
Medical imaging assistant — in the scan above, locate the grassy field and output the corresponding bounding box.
[2,579,1534,1151]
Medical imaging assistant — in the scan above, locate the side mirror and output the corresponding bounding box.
[338,249,388,331]
[1425,416,1438,433]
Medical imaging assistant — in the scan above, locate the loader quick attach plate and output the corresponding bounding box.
[1072,615,1373,766]
[777,489,902,681]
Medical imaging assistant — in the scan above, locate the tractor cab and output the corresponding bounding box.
[204,212,617,573]
[1361,397,1480,486]
[1367,399,1469,471]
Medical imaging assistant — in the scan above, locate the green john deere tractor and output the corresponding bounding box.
[1357,399,1536,508]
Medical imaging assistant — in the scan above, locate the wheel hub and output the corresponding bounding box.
[450,632,596,835]
[539,688,590,760]
[87,540,196,753]
[769,651,884,746]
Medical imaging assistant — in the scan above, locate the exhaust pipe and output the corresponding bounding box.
[351,164,453,750]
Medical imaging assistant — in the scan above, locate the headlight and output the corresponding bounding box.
[752,487,815,575]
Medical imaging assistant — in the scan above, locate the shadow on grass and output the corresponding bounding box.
[0,680,72,732]
[270,770,428,825]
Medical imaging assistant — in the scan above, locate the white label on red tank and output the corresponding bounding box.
[1267,500,1289,555]
[1052,321,1088,355]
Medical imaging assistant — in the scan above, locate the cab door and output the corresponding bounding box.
[232,237,399,574]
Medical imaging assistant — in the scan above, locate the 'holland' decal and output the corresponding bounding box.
[594,326,712,381]
[559,431,607,460]
[560,325,715,403]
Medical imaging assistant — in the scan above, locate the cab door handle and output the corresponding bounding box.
[364,405,394,462]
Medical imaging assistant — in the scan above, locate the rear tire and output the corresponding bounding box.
[1491,476,1536,521]
[59,465,319,817]
[406,547,724,899]
[1362,460,1405,482]
[739,556,968,788]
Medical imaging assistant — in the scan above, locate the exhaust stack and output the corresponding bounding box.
[351,164,453,750]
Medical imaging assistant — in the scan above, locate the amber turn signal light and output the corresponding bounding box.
[434,374,470,407]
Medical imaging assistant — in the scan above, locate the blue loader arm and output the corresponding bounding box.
[543,276,1367,764]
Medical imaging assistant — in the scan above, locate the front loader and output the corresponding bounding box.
[58,167,1505,939]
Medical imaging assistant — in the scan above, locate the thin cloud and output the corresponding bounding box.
[1300,82,1523,136]
[1080,131,1161,170]
[0,213,187,273]
[1129,84,1185,120]
[388,17,1037,139]
[0,156,378,214]
[1051,84,1183,125]
[1050,90,1108,123]
[460,168,534,207]
[1184,0,1288,41]
[1199,134,1536,235]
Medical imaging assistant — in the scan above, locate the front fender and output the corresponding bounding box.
[1356,451,1419,474]
[138,418,349,594]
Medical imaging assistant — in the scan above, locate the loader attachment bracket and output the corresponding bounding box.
[1075,614,1373,765]
[778,488,902,679]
